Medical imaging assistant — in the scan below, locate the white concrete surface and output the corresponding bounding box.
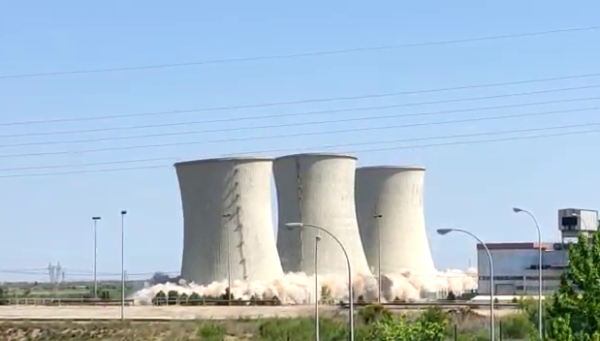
[274,153,371,276]
[356,166,436,273]
[175,157,283,285]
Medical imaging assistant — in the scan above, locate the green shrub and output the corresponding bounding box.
[358,304,392,324]
[196,323,226,341]
[419,307,448,326]
[500,313,535,339]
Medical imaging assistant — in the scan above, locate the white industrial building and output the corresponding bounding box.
[355,166,436,274]
[476,208,599,295]
[273,153,372,276]
[175,157,283,285]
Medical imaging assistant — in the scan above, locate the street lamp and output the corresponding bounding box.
[222,213,233,305]
[286,222,355,341]
[120,210,127,321]
[315,235,321,341]
[437,228,495,341]
[373,214,383,304]
[92,216,101,299]
[513,207,543,340]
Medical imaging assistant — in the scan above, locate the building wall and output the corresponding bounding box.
[477,247,567,295]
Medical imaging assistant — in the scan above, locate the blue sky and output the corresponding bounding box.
[1,0,599,282]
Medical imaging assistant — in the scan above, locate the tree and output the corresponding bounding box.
[545,232,600,340]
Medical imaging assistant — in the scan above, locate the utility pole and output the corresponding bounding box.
[92,216,101,299]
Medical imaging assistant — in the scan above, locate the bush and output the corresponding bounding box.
[152,291,166,306]
[447,291,457,301]
[358,304,391,324]
[167,290,179,305]
[368,315,446,341]
[196,323,226,341]
[188,292,201,306]
[500,313,535,339]
[419,307,448,326]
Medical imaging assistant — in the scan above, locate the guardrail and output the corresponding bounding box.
[343,301,520,309]
[2,298,135,306]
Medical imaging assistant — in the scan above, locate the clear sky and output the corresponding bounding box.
[1,1,599,282]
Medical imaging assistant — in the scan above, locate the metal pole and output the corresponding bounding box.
[315,235,321,341]
[120,210,127,321]
[289,223,354,341]
[438,228,494,340]
[374,214,382,304]
[92,217,101,299]
[514,208,543,340]
[222,213,233,305]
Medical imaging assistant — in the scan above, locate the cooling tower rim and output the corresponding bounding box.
[357,165,425,171]
[274,152,357,161]
[174,156,273,167]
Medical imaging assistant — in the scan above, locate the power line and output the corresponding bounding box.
[3,83,599,138]
[0,157,180,172]
[2,26,597,80]
[2,95,599,149]
[1,120,598,178]
[1,105,598,159]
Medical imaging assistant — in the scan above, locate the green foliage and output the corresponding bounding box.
[188,292,201,306]
[196,323,226,341]
[0,287,7,306]
[256,317,363,341]
[546,232,600,339]
[367,314,445,341]
[151,291,167,306]
[358,304,392,324]
[419,307,448,326]
[500,313,535,339]
[167,290,179,305]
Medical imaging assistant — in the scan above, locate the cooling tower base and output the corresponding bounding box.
[132,269,477,305]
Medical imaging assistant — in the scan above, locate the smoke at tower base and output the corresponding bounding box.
[131,268,477,305]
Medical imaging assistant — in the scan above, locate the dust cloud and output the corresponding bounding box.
[132,268,477,304]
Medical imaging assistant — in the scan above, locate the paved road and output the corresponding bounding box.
[0,305,515,320]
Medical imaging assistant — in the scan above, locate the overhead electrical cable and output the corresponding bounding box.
[2,83,599,138]
[1,105,598,159]
[2,72,600,127]
[1,26,598,80]
[1,125,598,179]
[1,120,599,175]
[1,95,600,148]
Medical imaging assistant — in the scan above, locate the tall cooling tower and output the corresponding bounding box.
[355,166,435,274]
[274,153,371,276]
[175,157,283,285]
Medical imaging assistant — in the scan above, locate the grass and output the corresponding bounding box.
[0,308,533,340]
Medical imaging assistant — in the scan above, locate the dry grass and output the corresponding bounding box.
[0,308,524,340]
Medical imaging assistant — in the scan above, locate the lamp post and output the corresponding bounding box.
[513,207,543,340]
[373,214,383,304]
[437,228,494,341]
[120,210,127,321]
[286,222,354,341]
[222,213,233,305]
[315,235,321,341]
[92,216,101,299]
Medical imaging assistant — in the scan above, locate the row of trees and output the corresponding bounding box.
[151,288,282,306]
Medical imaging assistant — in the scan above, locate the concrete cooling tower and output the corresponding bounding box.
[175,157,283,285]
[274,153,371,276]
[355,166,436,274]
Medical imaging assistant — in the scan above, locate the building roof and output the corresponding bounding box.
[476,242,554,251]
